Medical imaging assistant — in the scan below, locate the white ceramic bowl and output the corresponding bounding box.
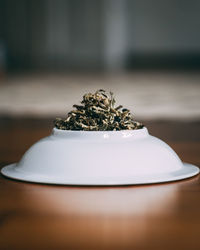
[1,127,199,185]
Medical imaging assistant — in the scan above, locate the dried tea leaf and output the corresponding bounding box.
[54,90,144,131]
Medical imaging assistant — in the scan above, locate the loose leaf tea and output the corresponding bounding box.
[54,90,144,131]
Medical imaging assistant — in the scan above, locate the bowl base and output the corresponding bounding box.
[1,163,199,186]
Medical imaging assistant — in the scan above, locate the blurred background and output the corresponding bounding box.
[0,0,200,163]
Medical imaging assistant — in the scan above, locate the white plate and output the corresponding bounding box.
[1,162,199,185]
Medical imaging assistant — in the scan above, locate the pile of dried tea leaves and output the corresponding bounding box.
[54,89,144,131]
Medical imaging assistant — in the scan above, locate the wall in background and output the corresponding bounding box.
[128,0,200,53]
[1,0,200,71]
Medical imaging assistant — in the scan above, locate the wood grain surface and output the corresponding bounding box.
[0,118,200,250]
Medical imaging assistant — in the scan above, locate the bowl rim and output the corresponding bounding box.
[53,126,147,133]
[52,127,149,140]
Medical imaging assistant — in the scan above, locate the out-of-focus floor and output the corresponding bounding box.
[0,71,200,120]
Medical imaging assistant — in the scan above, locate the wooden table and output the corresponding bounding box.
[0,118,200,250]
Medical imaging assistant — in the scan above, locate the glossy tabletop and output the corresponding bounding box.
[0,119,200,250]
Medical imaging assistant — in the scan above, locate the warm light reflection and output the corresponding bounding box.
[22,184,179,217]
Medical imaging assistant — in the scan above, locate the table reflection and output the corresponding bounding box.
[21,183,181,217]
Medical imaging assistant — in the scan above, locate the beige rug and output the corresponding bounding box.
[0,71,200,120]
